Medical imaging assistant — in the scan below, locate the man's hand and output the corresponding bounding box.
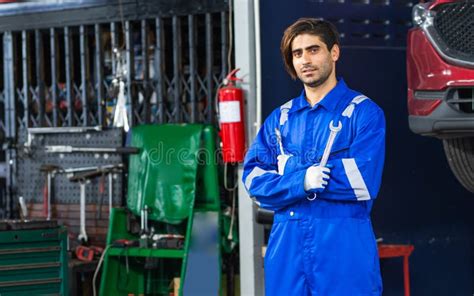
[304,165,331,192]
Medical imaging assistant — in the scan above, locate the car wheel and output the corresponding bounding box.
[443,137,474,193]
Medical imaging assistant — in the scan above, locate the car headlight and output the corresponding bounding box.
[412,4,429,27]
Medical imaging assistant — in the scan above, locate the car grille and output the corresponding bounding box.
[433,1,474,62]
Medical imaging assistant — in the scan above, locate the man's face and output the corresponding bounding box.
[291,34,339,88]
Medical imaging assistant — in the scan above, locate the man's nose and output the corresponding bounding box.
[301,51,311,64]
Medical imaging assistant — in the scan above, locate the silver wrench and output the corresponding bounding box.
[78,180,88,243]
[319,120,342,167]
[307,120,342,201]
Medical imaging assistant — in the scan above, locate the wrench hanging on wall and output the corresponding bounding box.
[68,164,123,222]
[78,179,88,243]
[39,164,61,220]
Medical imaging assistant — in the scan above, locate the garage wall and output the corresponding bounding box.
[259,0,474,295]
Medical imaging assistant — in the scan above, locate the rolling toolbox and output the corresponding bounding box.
[0,220,69,295]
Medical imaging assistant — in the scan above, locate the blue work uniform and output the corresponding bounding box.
[243,79,385,295]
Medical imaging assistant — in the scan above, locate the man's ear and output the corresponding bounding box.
[331,44,340,62]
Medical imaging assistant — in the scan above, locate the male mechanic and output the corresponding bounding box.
[243,18,385,295]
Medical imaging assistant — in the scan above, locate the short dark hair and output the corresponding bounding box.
[280,18,340,79]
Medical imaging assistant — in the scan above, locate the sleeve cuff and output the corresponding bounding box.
[289,169,309,200]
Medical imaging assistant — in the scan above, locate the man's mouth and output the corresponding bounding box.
[302,68,317,74]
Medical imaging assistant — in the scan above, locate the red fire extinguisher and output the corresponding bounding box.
[218,68,246,163]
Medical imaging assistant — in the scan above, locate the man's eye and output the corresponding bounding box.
[311,48,318,53]
[293,52,302,58]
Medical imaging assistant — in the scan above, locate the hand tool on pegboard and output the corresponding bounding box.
[68,164,123,219]
[45,145,139,154]
[78,179,89,243]
[62,164,124,175]
[39,164,61,220]
[39,163,124,177]
[68,165,119,243]
[16,128,125,215]
[37,163,123,222]
[24,126,102,154]
[18,196,28,221]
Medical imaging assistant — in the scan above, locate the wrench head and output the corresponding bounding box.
[78,233,88,243]
[329,120,342,132]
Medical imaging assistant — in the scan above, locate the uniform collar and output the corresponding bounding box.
[290,78,349,113]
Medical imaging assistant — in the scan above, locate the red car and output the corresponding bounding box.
[407,0,474,192]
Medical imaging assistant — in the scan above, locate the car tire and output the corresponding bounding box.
[443,137,474,193]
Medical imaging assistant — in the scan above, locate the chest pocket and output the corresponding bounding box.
[324,143,350,161]
[314,125,352,163]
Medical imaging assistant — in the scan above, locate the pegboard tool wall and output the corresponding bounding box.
[17,128,124,206]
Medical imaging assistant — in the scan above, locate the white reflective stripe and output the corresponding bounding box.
[342,158,371,201]
[352,95,368,105]
[342,95,369,118]
[244,166,278,191]
[279,109,289,125]
[281,100,293,109]
[279,100,293,126]
[342,104,355,118]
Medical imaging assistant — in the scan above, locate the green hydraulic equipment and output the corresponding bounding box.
[99,124,235,295]
[0,221,69,295]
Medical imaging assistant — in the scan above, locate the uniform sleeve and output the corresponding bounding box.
[242,112,308,211]
[318,102,385,202]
